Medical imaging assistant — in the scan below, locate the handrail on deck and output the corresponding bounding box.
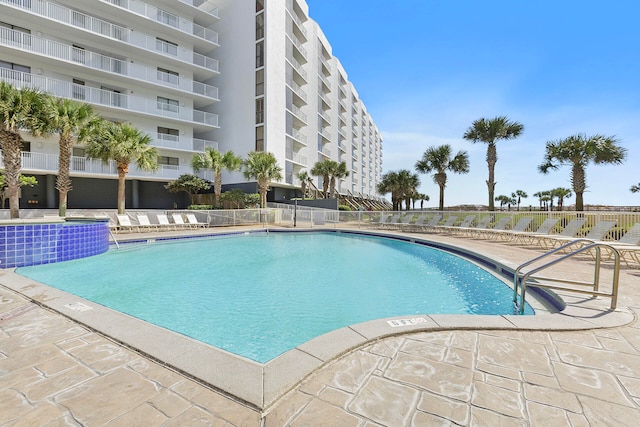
[513,239,620,314]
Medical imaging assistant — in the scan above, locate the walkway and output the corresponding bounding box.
[2,227,640,425]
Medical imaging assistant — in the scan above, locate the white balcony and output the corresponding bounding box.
[287,80,307,104]
[319,73,331,92]
[155,133,218,152]
[286,54,307,82]
[4,151,192,180]
[287,129,307,146]
[288,105,307,124]
[319,92,332,108]
[1,69,219,127]
[286,152,307,165]
[319,111,331,125]
[320,146,331,158]
[104,0,219,45]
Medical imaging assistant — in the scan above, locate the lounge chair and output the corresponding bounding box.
[185,213,208,228]
[490,217,534,241]
[511,218,560,245]
[601,223,640,267]
[136,214,158,231]
[530,218,586,249]
[440,214,476,234]
[412,214,443,232]
[473,216,511,240]
[433,215,459,233]
[379,214,401,229]
[457,216,492,238]
[115,214,137,232]
[156,214,176,230]
[548,220,617,249]
[171,213,190,229]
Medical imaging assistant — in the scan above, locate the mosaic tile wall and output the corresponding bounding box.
[0,221,110,268]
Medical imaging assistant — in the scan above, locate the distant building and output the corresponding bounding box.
[0,0,383,209]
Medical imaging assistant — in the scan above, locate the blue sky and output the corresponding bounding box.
[306,0,639,208]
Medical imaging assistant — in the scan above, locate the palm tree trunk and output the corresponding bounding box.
[438,184,445,211]
[117,164,128,214]
[571,164,586,211]
[214,171,222,207]
[486,143,497,211]
[57,135,73,217]
[0,131,24,219]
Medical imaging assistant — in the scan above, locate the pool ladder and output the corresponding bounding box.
[513,239,620,314]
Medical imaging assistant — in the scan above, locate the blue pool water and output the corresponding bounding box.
[17,231,532,362]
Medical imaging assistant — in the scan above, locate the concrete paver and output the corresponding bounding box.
[2,226,640,425]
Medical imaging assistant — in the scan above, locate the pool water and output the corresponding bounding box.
[17,231,532,362]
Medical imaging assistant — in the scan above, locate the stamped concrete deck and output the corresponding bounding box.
[2,226,640,425]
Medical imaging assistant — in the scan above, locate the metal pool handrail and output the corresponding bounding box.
[513,239,620,314]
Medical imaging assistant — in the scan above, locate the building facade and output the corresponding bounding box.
[0,0,383,210]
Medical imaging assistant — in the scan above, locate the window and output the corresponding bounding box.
[256,41,264,68]
[256,12,264,39]
[158,156,179,166]
[157,127,179,142]
[157,96,179,113]
[255,98,264,124]
[156,37,178,56]
[157,9,178,27]
[0,21,30,45]
[0,60,30,83]
[157,67,179,85]
[72,79,85,100]
[255,126,264,151]
[72,44,86,64]
[101,86,122,107]
[255,69,264,96]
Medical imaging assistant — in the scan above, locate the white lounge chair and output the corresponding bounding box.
[171,213,190,229]
[136,214,158,231]
[185,213,208,228]
[115,214,137,232]
[531,218,586,249]
[156,214,175,230]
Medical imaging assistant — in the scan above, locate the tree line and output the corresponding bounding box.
[378,116,628,212]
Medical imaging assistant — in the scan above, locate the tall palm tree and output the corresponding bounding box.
[495,195,513,210]
[243,151,282,208]
[329,161,349,199]
[0,82,50,219]
[192,148,243,207]
[377,171,402,211]
[311,159,337,198]
[514,189,527,211]
[415,144,470,211]
[295,170,312,199]
[397,170,420,211]
[538,134,627,211]
[551,187,572,211]
[463,116,524,211]
[47,97,96,216]
[85,121,159,214]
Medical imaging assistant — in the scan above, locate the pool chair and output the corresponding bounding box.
[156,214,176,231]
[441,214,476,234]
[136,214,159,231]
[548,220,617,250]
[171,213,191,229]
[458,216,492,238]
[413,214,443,232]
[529,218,586,249]
[115,214,138,232]
[185,213,208,228]
[489,217,534,241]
[432,215,459,233]
[509,218,560,245]
[473,216,512,240]
[379,213,401,229]
[370,213,390,228]
[606,223,640,267]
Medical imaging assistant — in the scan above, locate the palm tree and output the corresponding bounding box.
[632,184,640,193]
[514,189,528,211]
[0,82,50,218]
[538,134,627,211]
[463,116,524,211]
[311,159,336,198]
[533,190,551,210]
[377,171,402,211]
[551,187,572,211]
[495,195,513,210]
[192,148,243,207]
[243,151,282,208]
[47,97,96,216]
[85,121,159,214]
[377,170,420,211]
[329,161,349,199]
[295,170,312,199]
[415,144,470,211]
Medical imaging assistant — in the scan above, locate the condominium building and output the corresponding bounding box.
[0,0,383,210]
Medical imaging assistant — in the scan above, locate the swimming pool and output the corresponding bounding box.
[17,231,533,362]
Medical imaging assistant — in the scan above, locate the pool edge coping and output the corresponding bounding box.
[1,226,635,412]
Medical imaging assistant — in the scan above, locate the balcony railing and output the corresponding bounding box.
[286,54,307,82]
[288,80,308,103]
[288,129,307,145]
[1,69,219,127]
[104,0,219,45]
[155,133,218,152]
[286,152,307,165]
[289,105,307,124]
[2,151,191,179]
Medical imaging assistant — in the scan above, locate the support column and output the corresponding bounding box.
[46,175,56,209]
[131,180,139,209]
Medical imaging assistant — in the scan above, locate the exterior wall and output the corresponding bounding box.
[0,0,382,210]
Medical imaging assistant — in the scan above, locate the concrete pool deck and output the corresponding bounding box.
[1,225,640,425]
